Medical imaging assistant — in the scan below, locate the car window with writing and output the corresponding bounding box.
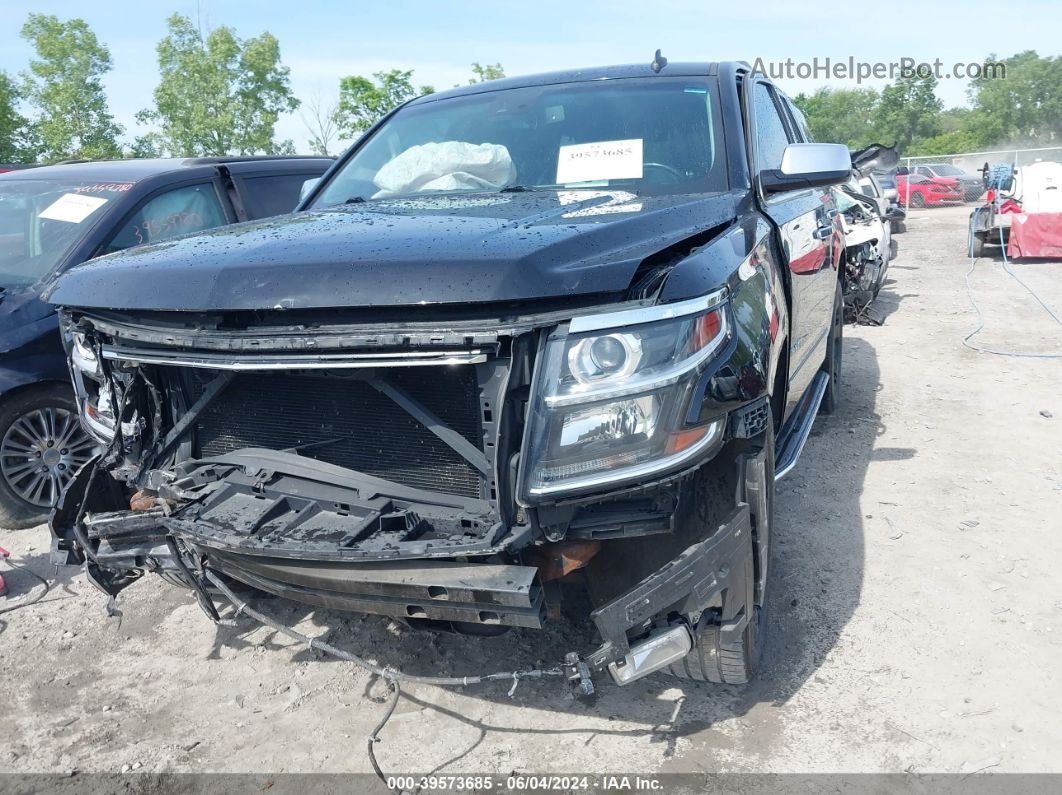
[105,184,226,254]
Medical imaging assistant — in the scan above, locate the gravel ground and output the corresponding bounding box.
[2,204,1061,782]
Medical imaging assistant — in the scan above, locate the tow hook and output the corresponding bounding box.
[563,651,594,698]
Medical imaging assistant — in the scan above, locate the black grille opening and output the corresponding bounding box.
[191,368,485,498]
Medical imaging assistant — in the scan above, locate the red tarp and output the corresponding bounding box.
[1007,212,1062,259]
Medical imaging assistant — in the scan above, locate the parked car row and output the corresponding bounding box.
[0,156,332,526]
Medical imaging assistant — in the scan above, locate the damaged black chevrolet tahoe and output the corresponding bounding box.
[45,61,853,688]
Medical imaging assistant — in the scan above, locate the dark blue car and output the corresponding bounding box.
[0,155,332,527]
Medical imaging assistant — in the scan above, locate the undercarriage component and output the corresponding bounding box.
[608,625,693,685]
[210,550,545,628]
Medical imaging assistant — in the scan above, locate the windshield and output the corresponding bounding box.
[314,77,728,205]
[932,165,963,176]
[0,178,130,287]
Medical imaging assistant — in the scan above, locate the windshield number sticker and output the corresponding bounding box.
[38,193,109,224]
[76,182,135,194]
[556,139,643,185]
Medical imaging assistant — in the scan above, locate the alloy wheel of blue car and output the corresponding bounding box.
[0,406,95,511]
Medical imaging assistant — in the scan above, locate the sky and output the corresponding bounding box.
[2,0,1060,154]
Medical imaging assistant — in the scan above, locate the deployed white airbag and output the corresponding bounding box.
[373,141,516,197]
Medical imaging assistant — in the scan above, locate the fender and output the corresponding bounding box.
[660,211,788,425]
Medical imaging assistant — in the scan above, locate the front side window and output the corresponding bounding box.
[314,77,728,204]
[0,178,134,287]
[751,83,792,173]
[786,99,815,142]
[105,184,227,254]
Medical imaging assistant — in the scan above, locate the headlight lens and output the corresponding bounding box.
[69,332,115,443]
[520,294,729,501]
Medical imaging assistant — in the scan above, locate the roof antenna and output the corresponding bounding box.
[651,49,668,74]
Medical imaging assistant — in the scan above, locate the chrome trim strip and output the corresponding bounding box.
[775,372,829,481]
[568,288,728,334]
[101,348,488,370]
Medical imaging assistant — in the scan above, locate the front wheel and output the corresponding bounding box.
[668,416,775,685]
[909,192,926,208]
[0,384,97,529]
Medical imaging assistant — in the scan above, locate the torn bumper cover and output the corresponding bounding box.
[52,454,753,683]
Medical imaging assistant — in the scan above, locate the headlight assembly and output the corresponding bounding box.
[69,331,116,443]
[519,291,730,502]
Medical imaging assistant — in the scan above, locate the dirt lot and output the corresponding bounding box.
[2,204,1061,781]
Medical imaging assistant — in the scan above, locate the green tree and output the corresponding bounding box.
[468,62,505,84]
[906,131,986,157]
[969,51,1062,145]
[335,70,434,138]
[19,14,123,161]
[138,14,299,156]
[792,87,881,149]
[873,72,943,151]
[0,71,31,163]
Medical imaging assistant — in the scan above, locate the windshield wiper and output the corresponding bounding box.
[344,196,366,204]
[499,185,531,193]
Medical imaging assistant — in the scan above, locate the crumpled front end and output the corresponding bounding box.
[51,269,773,682]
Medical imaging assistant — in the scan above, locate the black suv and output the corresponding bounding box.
[0,156,331,528]
[48,62,851,688]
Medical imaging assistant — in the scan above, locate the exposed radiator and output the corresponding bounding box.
[191,368,485,498]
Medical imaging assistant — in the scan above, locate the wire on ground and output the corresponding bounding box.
[0,549,52,617]
[204,570,566,793]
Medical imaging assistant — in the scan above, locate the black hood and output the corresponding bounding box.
[45,190,741,312]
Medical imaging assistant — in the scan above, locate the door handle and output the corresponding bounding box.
[813,225,834,240]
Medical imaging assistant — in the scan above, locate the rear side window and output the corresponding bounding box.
[105,184,227,254]
[237,174,317,220]
[751,84,792,172]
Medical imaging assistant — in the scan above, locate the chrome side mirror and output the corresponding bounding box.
[761,143,852,193]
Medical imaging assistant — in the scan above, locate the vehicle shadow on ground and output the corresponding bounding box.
[854,272,910,326]
[195,337,898,768]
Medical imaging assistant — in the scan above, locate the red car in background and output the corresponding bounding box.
[896,173,964,207]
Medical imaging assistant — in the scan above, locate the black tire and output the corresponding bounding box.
[0,384,96,529]
[891,220,906,234]
[971,232,987,259]
[819,281,843,415]
[909,192,926,208]
[667,417,775,685]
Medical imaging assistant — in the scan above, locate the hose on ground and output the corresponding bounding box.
[963,210,1062,358]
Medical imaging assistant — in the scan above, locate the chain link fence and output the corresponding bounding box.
[898,147,1062,211]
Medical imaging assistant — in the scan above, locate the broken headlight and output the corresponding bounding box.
[69,331,116,443]
[519,292,729,501]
